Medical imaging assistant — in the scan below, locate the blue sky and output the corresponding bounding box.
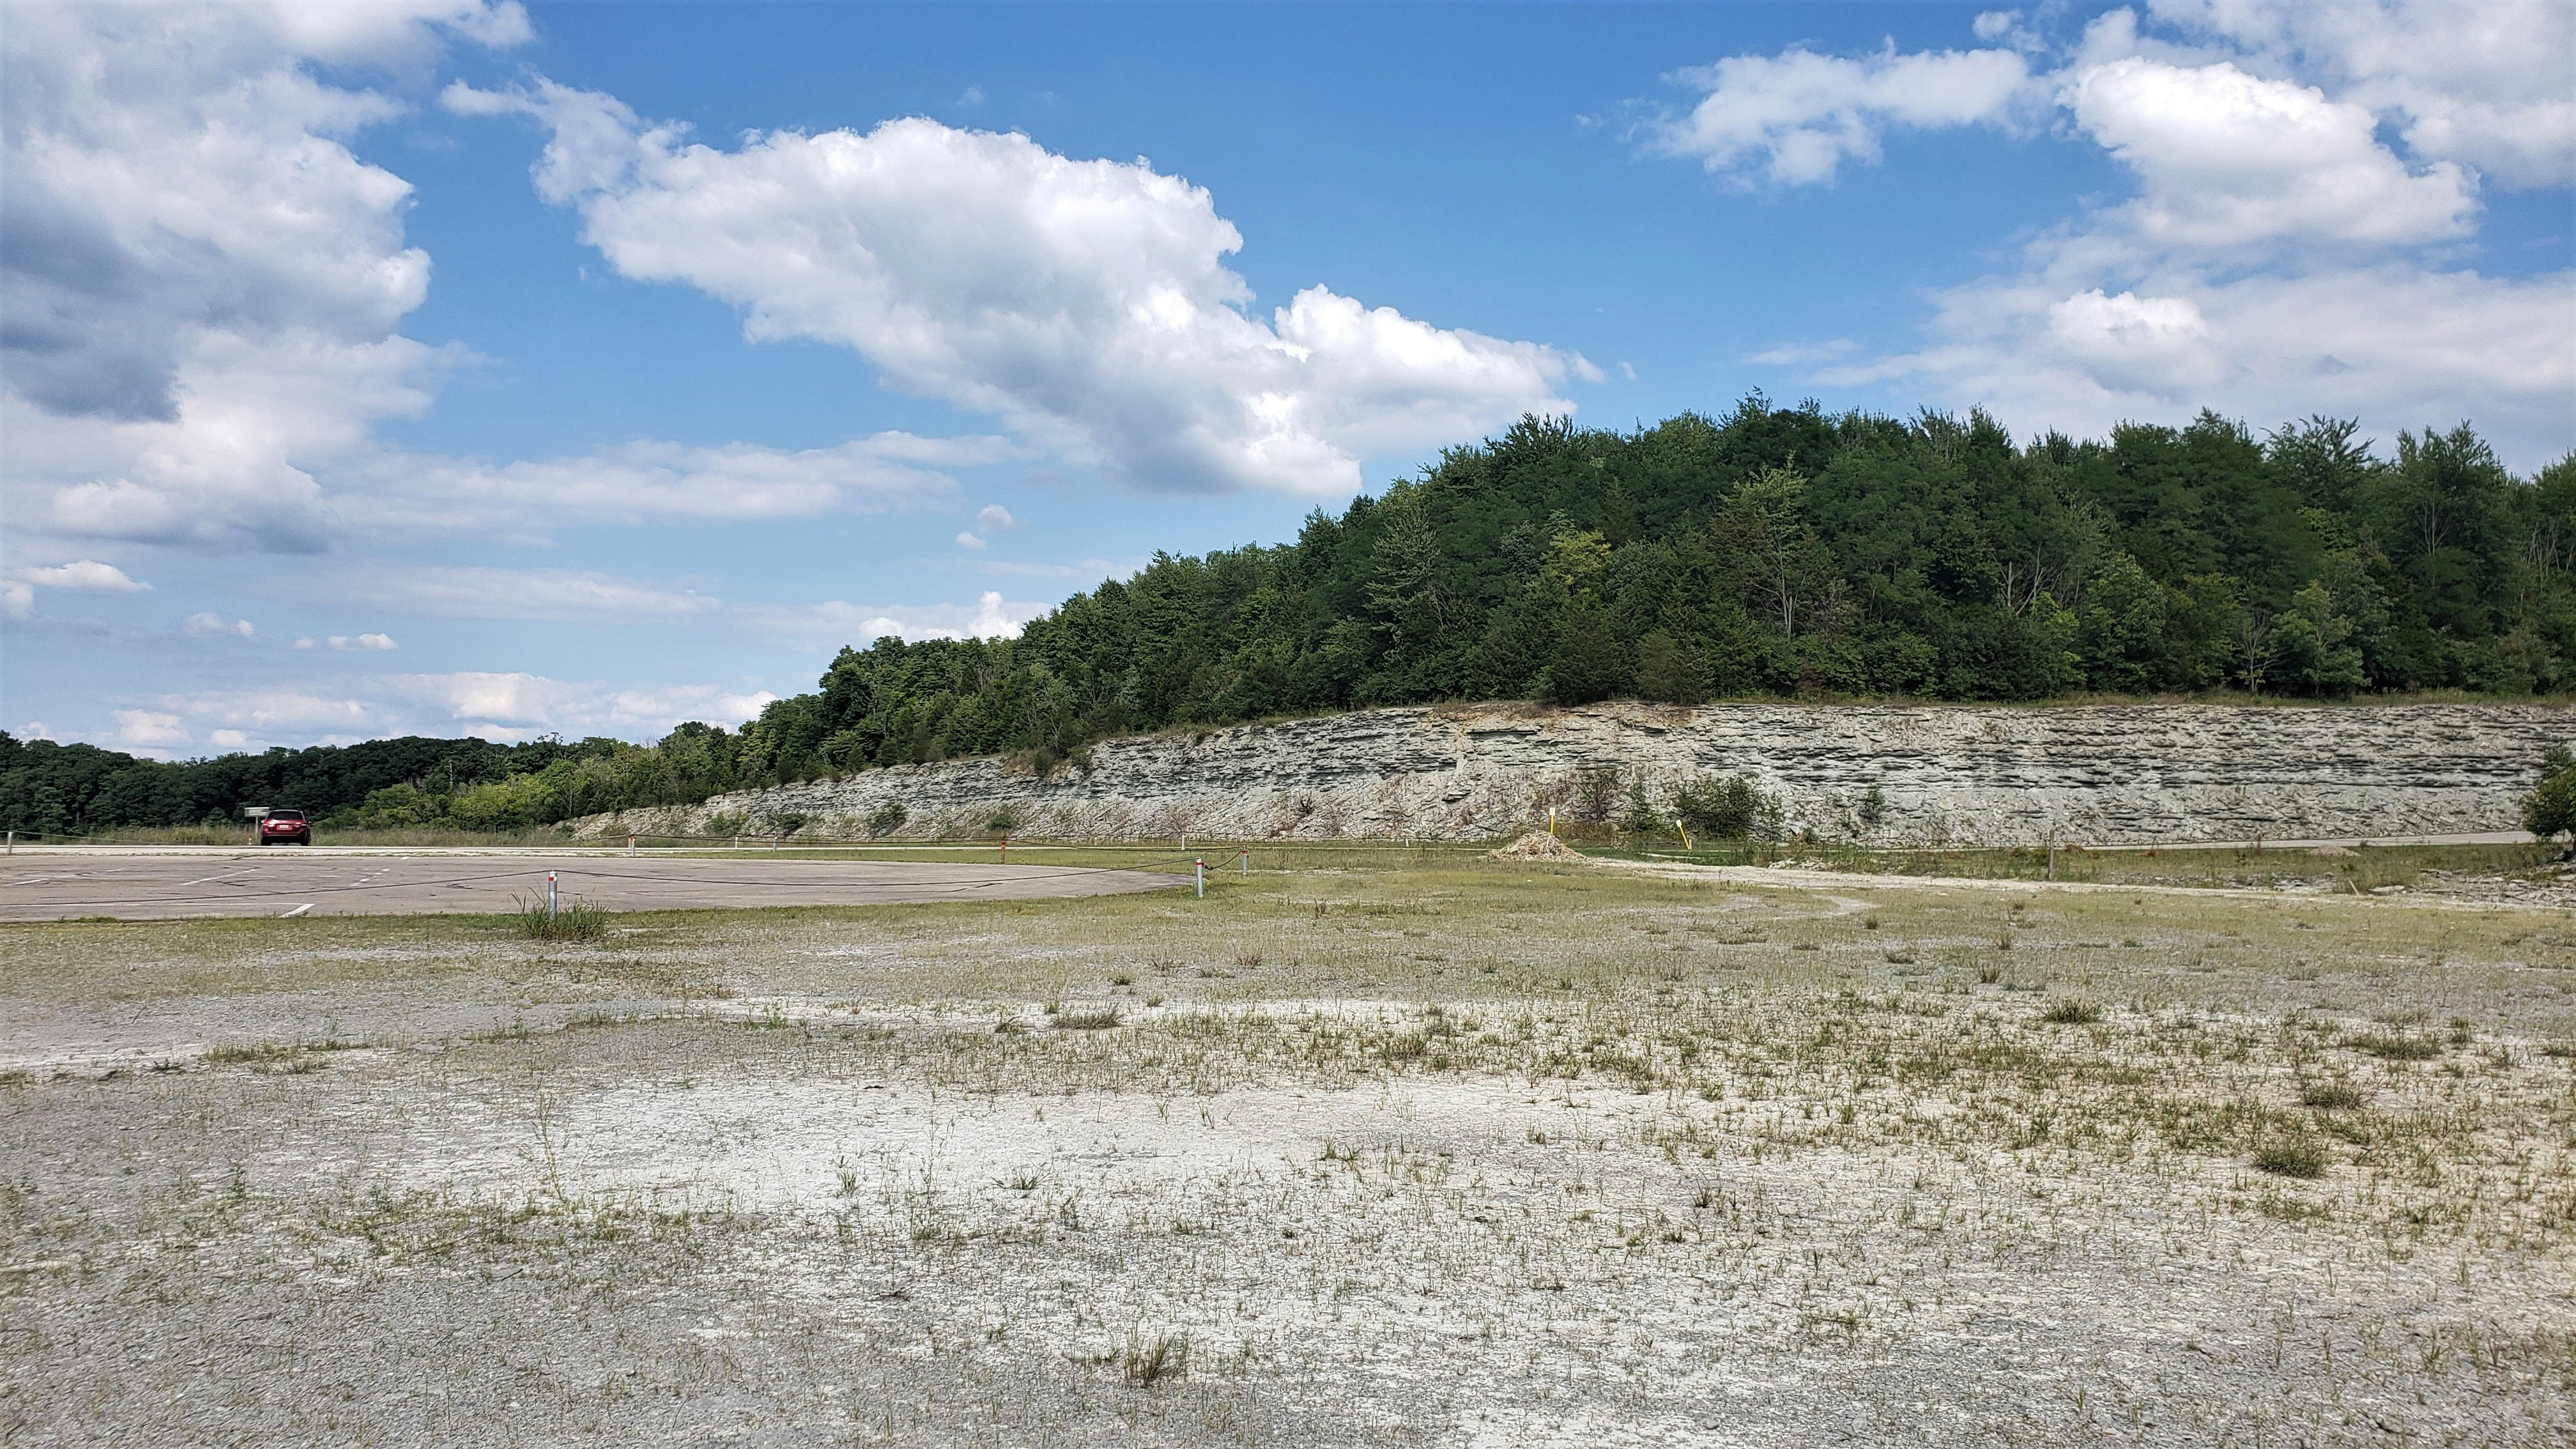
[5,1,2571,755]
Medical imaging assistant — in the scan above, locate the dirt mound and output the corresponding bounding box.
[2310,845,2358,857]
[1486,831,1587,862]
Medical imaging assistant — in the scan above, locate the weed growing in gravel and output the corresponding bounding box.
[2254,1140,2329,1179]
[518,896,608,942]
[2346,1031,2442,1061]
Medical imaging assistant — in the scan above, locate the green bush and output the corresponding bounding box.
[1570,763,1621,825]
[1674,773,1774,841]
[2523,745,2576,841]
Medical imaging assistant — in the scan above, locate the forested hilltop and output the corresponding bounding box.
[8,401,2570,837]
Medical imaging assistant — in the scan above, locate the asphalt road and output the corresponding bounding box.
[0,853,1186,922]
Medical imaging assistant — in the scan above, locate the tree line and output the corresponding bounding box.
[7,399,2568,838]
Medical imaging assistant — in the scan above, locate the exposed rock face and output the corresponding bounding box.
[570,701,2572,848]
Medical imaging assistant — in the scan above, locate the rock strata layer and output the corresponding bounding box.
[570,702,2571,848]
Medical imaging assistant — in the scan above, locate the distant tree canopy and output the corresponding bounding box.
[9,400,2570,837]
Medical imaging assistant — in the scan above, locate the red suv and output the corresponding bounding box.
[256,809,310,846]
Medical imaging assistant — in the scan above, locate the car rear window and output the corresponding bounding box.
[268,811,304,822]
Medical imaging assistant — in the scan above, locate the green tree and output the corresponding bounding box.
[2271,581,2366,697]
[2522,746,2576,843]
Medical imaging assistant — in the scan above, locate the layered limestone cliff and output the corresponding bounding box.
[571,701,2571,848]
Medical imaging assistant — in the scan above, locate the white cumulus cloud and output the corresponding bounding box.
[447,80,1588,496]
[1,3,527,553]
[1690,1,2575,467]
[734,591,1041,649]
[111,708,188,752]
[2144,0,2575,188]
[1650,44,2032,185]
[1826,265,2573,453]
[2064,56,2476,250]
[17,559,151,592]
[181,611,255,638]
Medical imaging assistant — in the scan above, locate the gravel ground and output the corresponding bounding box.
[3,855,2571,1446]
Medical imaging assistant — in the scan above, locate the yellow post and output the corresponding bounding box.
[1547,806,1556,838]
[1675,816,1693,852]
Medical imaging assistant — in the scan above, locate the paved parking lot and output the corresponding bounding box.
[0,852,1184,921]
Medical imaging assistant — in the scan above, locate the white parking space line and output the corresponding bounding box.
[279,903,314,918]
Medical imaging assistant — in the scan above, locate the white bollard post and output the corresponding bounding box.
[5,831,11,854]
[547,871,558,923]
[1240,848,1248,875]
[1196,858,1205,898]
[627,834,635,856]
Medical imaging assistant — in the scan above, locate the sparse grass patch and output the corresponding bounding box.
[517,896,609,942]
[199,1041,303,1066]
[1087,1330,1190,1387]
[2039,997,2101,1024]
[2346,1032,2441,1061]
[2254,1140,2329,1179]
[1052,1007,1121,1030]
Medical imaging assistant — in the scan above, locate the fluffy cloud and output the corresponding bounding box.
[181,611,255,639]
[1650,45,2032,185]
[2144,0,2575,188]
[733,591,1040,650]
[1826,266,2573,452]
[2064,56,2474,250]
[3,557,151,621]
[1688,2,2573,466]
[956,502,1027,550]
[111,709,188,753]
[18,559,150,591]
[448,81,1588,496]
[1,3,526,553]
